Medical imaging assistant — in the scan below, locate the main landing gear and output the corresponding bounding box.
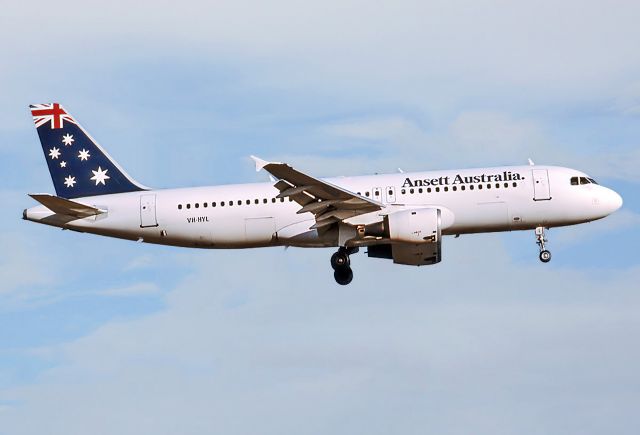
[331,247,358,285]
[535,226,551,263]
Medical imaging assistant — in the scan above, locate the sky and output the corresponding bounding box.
[1,1,640,434]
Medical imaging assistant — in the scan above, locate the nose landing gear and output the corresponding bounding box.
[331,247,358,285]
[535,226,551,263]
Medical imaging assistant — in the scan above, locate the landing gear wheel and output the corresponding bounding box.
[330,250,350,270]
[334,267,354,285]
[539,250,551,263]
[535,226,552,264]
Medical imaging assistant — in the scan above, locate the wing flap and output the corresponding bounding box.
[253,157,383,230]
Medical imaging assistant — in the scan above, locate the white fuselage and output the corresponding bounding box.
[24,165,623,249]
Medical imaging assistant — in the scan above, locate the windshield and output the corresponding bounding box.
[570,176,598,185]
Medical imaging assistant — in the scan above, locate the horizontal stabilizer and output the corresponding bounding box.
[29,193,105,219]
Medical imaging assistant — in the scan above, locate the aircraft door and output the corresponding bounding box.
[386,186,396,203]
[140,194,158,227]
[372,187,382,202]
[532,169,551,201]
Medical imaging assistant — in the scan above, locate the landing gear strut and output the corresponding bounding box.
[331,247,358,285]
[535,226,551,263]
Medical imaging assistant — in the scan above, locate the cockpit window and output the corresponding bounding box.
[571,176,598,186]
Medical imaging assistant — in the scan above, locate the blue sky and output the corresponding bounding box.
[1,1,640,434]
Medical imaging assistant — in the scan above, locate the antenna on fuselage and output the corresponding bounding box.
[528,158,535,166]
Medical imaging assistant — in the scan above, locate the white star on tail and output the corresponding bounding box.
[64,175,76,188]
[62,134,74,146]
[48,147,61,159]
[60,161,67,168]
[78,149,90,161]
[90,166,110,185]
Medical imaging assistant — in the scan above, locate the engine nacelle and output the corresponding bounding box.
[367,208,442,266]
[386,208,441,244]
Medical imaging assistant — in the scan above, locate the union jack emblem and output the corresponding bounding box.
[30,103,77,129]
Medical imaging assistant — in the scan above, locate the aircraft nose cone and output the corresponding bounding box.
[605,189,623,214]
[611,190,623,211]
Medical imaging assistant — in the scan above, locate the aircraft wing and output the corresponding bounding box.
[251,156,383,229]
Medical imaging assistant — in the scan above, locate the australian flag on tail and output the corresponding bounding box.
[30,103,147,199]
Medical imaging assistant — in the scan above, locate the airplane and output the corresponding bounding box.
[23,103,623,285]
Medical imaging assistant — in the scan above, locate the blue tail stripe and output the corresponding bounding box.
[31,104,146,199]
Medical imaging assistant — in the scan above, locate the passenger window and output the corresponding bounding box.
[388,189,393,195]
[203,202,208,208]
[280,197,285,202]
[221,201,225,206]
[401,189,406,194]
[272,198,276,203]
[186,204,191,209]
[229,201,234,206]
[263,198,267,204]
[246,200,250,205]
[504,183,508,188]
[469,185,474,190]
[255,199,259,204]
[495,183,500,188]
[427,187,432,193]
[195,203,199,208]
[487,184,491,189]
[212,202,217,207]
[435,187,440,192]
[452,186,457,191]
[512,182,517,187]
[478,185,482,190]
[444,186,448,192]
[178,204,182,210]
[410,188,414,194]
[461,185,465,191]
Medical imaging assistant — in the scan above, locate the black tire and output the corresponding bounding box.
[539,250,551,263]
[334,267,354,285]
[330,251,350,270]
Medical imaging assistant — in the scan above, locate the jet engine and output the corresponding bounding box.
[366,208,442,266]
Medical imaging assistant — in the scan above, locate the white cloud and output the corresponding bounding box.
[123,254,155,271]
[2,0,640,110]
[611,81,640,115]
[2,237,640,435]
[94,282,160,297]
[554,209,640,246]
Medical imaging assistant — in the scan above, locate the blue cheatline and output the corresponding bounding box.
[30,103,147,199]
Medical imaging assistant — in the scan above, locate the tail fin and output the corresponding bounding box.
[29,103,147,199]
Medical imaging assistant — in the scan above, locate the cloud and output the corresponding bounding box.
[1,1,639,434]
[93,282,160,297]
[611,81,640,115]
[2,0,640,110]
[554,209,640,246]
[2,237,640,435]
